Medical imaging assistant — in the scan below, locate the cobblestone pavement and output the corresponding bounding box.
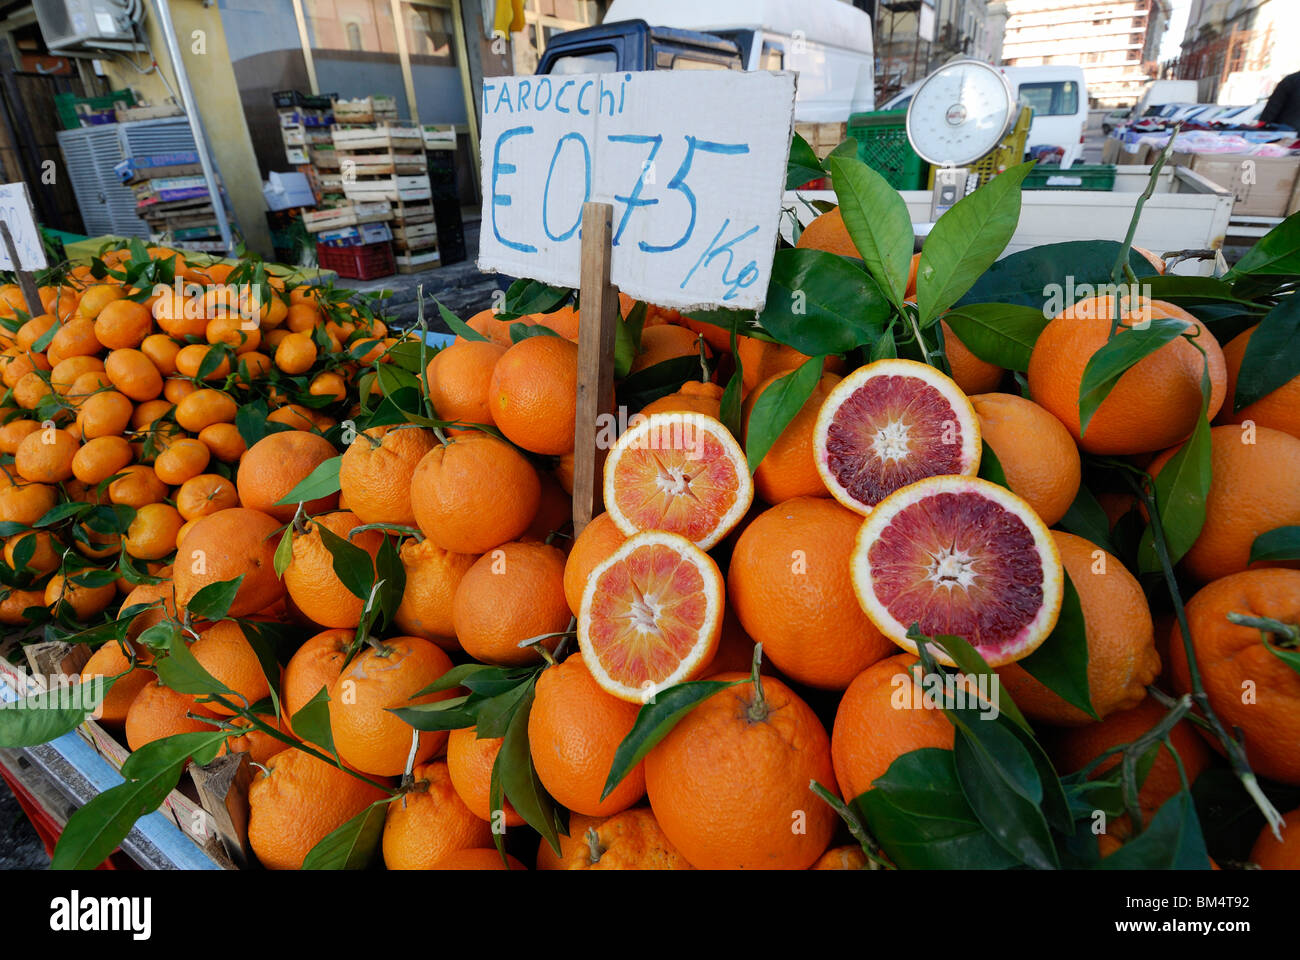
[0,781,50,870]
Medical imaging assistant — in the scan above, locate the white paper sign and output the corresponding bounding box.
[0,182,47,271]
[477,70,796,311]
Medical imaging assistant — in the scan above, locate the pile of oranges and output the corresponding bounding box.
[8,220,1300,873]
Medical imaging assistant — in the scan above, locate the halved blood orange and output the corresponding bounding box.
[813,358,981,515]
[604,411,752,549]
[578,530,723,703]
[850,475,1063,667]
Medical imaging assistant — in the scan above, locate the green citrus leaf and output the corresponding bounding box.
[744,356,822,476]
[1078,317,1192,438]
[1013,571,1096,721]
[786,131,826,190]
[757,248,888,355]
[184,574,246,622]
[313,522,375,601]
[1232,296,1300,411]
[827,154,913,308]
[1059,486,1114,554]
[917,162,1034,326]
[302,798,389,870]
[1098,790,1213,869]
[290,686,336,757]
[942,303,1050,372]
[857,748,1022,869]
[956,240,1162,311]
[600,678,744,802]
[1250,525,1300,564]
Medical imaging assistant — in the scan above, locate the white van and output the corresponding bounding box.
[601,0,876,121]
[1000,66,1088,167]
[1128,80,1201,121]
[883,65,1089,167]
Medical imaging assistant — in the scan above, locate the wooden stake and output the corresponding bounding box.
[0,221,42,319]
[572,202,619,537]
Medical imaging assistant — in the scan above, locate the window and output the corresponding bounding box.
[1017,81,1079,116]
[404,4,455,65]
[551,50,617,74]
[761,42,783,71]
[345,22,362,51]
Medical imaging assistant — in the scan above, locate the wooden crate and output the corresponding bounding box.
[302,201,393,233]
[0,638,247,869]
[394,221,438,251]
[308,146,340,170]
[342,174,431,203]
[331,96,399,124]
[422,124,458,151]
[396,249,440,273]
[795,121,847,160]
[337,151,427,177]
[332,122,424,152]
[391,197,434,225]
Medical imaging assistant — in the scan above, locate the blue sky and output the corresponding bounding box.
[1160,0,1192,62]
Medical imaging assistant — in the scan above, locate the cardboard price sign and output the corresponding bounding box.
[477,70,796,312]
[0,182,48,271]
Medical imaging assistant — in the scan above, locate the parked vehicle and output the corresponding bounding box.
[882,65,1088,166]
[536,0,876,122]
[1127,79,1201,122]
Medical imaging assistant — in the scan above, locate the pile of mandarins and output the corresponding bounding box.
[9,222,1299,872]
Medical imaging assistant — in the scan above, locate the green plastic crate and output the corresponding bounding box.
[1024,164,1117,191]
[846,109,928,191]
[55,89,136,130]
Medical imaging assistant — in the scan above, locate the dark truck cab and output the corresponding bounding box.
[534,19,743,75]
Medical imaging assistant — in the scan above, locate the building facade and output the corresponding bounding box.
[1001,0,1171,107]
[1171,0,1300,105]
[874,1,1009,101]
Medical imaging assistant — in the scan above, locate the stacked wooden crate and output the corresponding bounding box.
[332,120,435,272]
[118,151,225,251]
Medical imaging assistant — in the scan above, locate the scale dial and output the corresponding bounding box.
[905,60,1015,168]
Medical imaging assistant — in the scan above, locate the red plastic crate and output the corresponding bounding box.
[315,240,395,280]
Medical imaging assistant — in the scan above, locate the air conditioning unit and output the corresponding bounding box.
[32,0,145,55]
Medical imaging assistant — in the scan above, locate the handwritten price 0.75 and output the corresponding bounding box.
[490,130,762,302]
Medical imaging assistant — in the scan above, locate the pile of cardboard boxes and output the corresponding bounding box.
[1104,136,1300,218]
[116,151,225,252]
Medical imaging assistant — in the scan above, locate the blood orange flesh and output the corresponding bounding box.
[850,475,1063,667]
[814,358,981,515]
[604,412,752,549]
[578,531,723,703]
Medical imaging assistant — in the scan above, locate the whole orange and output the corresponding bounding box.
[328,636,456,777]
[1027,296,1226,454]
[562,512,626,616]
[428,849,525,870]
[487,335,578,455]
[743,372,840,504]
[190,620,271,716]
[392,538,478,648]
[942,321,1004,395]
[535,809,693,870]
[629,324,706,374]
[998,532,1158,725]
[1051,696,1212,815]
[1251,809,1300,869]
[451,540,570,666]
[80,641,153,726]
[728,497,894,689]
[124,681,221,752]
[445,726,524,827]
[645,672,837,869]
[247,748,388,870]
[236,430,340,522]
[426,339,506,427]
[409,433,540,554]
[172,507,285,617]
[382,760,493,870]
[1218,325,1300,440]
[969,392,1081,525]
[528,655,645,817]
[338,424,436,526]
[1168,569,1300,785]
[1149,425,1300,583]
[281,628,352,742]
[639,380,724,418]
[831,653,956,801]
[283,511,384,628]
